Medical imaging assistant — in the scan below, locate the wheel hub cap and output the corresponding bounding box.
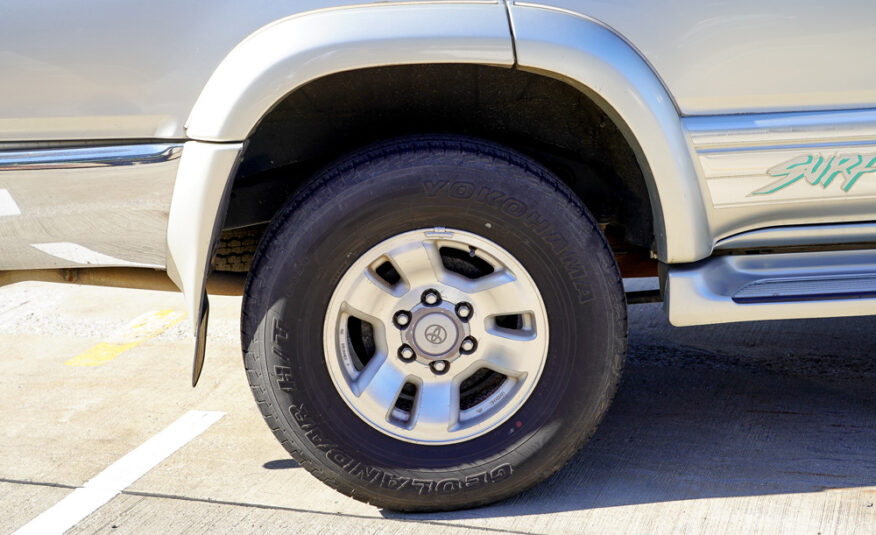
[408,307,462,358]
[323,228,549,445]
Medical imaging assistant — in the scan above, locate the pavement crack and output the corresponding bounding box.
[0,299,30,319]
[119,490,542,535]
[0,477,78,490]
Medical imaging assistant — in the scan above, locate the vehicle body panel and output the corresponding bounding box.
[509,3,712,262]
[685,109,876,246]
[166,1,515,383]
[521,0,876,115]
[715,222,876,251]
[513,2,876,259]
[165,140,242,385]
[0,0,874,353]
[185,2,515,141]
[4,0,872,142]
[0,144,180,270]
[666,249,876,326]
[0,0,443,141]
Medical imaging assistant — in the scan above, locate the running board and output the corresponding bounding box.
[665,249,876,326]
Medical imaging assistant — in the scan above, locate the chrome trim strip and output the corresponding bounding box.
[697,139,876,154]
[716,222,876,250]
[686,109,876,150]
[0,143,184,271]
[0,143,182,171]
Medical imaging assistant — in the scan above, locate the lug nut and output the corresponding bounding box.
[421,289,442,306]
[393,310,411,329]
[455,302,473,321]
[460,336,478,354]
[430,360,450,375]
[398,344,416,362]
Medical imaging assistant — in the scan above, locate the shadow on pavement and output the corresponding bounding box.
[383,308,876,520]
[263,459,300,470]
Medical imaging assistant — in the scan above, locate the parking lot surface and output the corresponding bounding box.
[1,281,874,534]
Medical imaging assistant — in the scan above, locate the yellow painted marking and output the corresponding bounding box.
[65,309,186,367]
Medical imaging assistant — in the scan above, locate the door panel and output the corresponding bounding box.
[686,109,876,244]
[0,144,181,269]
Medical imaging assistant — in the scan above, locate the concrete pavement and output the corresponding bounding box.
[1,281,874,534]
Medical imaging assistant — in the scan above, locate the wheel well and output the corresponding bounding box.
[214,64,656,277]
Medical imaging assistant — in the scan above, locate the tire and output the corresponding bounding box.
[211,227,263,273]
[242,135,627,511]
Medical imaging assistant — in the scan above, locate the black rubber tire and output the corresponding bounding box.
[211,227,263,273]
[242,135,627,511]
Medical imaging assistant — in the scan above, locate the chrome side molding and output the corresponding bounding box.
[686,109,876,150]
[0,143,181,170]
[0,143,183,271]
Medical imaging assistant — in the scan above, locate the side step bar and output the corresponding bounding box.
[666,249,876,326]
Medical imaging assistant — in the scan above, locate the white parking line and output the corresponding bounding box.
[0,189,21,216]
[12,410,225,535]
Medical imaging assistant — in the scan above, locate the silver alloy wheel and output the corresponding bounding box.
[323,228,549,444]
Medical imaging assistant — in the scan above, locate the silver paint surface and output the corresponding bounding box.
[7,1,872,143]
[175,1,513,364]
[185,2,514,141]
[510,3,712,263]
[685,109,876,244]
[521,1,876,114]
[165,141,243,334]
[0,144,181,270]
[0,0,447,141]
[0,0,874,292]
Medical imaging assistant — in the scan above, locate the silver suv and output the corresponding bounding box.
[2,0,874,511]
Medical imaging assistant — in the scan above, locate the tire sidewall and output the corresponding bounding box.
[244,143,625,509]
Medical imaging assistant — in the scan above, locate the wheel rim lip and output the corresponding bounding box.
[323,228,549,445]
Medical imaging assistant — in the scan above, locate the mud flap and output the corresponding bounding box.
[165,141,244,387]
[192,295,210,386]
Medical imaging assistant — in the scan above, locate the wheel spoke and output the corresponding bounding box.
[353,355,408,422]
[476,331,543,378]
[387,241,443,289]
[343,272,398,321]
[323,228,550,444]
[412,378,459,434]
[467,270,540,316]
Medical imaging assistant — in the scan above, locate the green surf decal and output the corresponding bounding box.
[751,152,876,195]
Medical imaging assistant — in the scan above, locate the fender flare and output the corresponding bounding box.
[168,1,515,384]
[509,3,712,263]
[170,1,713,383]
[185,2,515,141]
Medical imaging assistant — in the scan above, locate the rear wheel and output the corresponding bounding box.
[242,136,627,511]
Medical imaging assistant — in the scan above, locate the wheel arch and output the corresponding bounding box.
[169,1,710,384]
[169,1,516,385]
[183,2,515,141]
[509,2,712,263]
